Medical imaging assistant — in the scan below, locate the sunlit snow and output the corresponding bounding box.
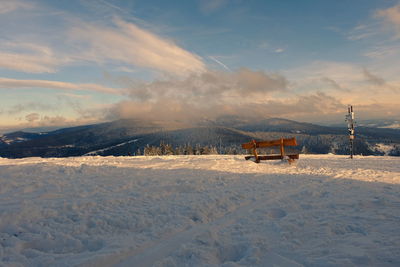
[0,155,399,266]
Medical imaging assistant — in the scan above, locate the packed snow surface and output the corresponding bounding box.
[0,155,399,266]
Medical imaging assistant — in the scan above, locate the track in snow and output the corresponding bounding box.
[84,177,326,267]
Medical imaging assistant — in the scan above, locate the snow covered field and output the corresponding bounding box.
[0,155,399,266]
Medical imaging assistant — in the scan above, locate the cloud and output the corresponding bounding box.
[0,0,32,14]
[285,61,365,88]
[321,77,348,92]
[105,64,399,123]
[0,43,69,73]
[55,94,108,120]
[115,68,287,102]
[57,93,91,99]
[282,60,400,119]
[0,77,123,95]
[105,68,297,122]
[348,4,400,41]
[104,61,400,124]
[0,16,205,76]
[347,23,379,40]
[199,0,228,14]
[35,115,67,126]
[0,99,107,129]
[364,44,400,59]
[25,113,40,122]
[69,18,206,76]
[363,68,386,86]
[376,3,400,36]
[361,68,400,93]
[7,114,69,129]
[235,68,287,95]
[97,0,125,13]
[6,112,106,130]
[107,91,346,123]
[257,42,286,54]
[6,102,55,115]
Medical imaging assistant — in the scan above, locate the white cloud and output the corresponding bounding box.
[57,93,91,99]
[106,68,291,121]
[118,68,287,101]
[0,15,205,76]
[348,4,400,40]
[0,50,63,73]
[257,41,286,54]
[0,41,75,73]
[376,3,400,36]
[0,78,123,95]
[102,62,400,123]
[69,18,206,76]
[114,66,138,73]
[0,0,32,14]
[347,23,379,40]
[107,91,347,123]
[284,60,400,112]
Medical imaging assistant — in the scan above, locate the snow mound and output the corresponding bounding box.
[0,155,399,266]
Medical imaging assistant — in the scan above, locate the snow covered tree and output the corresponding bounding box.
[194,144,202,155]
[185,144,193,155]
[209,146,218,154]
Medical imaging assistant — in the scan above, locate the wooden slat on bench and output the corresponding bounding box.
[245,154,299,161]
[241,137,297,149]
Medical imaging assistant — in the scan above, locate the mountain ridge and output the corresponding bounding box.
[1,117,399,158]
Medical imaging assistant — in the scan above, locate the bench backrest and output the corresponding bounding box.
[241,137,297,149]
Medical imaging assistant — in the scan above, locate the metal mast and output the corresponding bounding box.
[345,105,355,159]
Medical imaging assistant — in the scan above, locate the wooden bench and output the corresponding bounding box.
[241,137,299,164]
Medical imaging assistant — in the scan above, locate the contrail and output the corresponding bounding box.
[98,0,125,12]
[209,56,232,71]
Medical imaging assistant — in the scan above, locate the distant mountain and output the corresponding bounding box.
[0,119,253,158]
[328,119,400,130]
[83,126,254,157]
[0,131,47,146]
[235,118,345,135]
[357,119,400,130]
[1,117,400,158]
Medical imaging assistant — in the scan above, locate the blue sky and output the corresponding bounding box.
[1,0,400,131]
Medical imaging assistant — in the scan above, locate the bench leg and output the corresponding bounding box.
[280,137,285,160]
[252,140,260,163]
[253,147,260,163]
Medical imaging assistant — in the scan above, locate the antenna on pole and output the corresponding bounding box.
[345,105,355,159]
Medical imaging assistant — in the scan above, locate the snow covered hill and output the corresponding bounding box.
[0,155,399,266]
[2,118,400,158]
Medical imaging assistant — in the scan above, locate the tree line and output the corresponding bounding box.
[135,142,244,156]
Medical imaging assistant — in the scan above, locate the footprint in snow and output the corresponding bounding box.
[267,208,287,219]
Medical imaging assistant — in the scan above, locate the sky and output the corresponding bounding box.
[1,0,400,131]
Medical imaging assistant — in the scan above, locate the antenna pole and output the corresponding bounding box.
[345,105,355,159]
